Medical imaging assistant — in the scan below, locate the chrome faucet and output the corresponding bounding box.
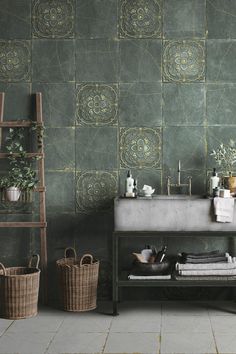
[167,160,192,196]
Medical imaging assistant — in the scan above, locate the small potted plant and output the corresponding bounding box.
[0,128,38,202]
[210,139,236,194]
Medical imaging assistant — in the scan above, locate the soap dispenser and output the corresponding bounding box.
[209,168,220,196]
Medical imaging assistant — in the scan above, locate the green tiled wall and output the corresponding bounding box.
[0,0,236,300]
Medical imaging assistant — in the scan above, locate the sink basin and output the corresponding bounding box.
[114,196,236,232]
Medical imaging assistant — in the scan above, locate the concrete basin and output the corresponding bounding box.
[114,195,236,232]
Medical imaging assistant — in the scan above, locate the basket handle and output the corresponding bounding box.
[80,254,93,266]
[0,262,6,275]
[64,247,77,259]
[28,254,40,268]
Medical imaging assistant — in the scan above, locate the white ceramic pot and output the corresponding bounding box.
[6,187,21,202]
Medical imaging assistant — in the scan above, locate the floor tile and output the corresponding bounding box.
[59,313,112,332]
[47,331,107,354]
[8,314,64,333]
[0,331,53,354]
[214,333,236,354]
[210,315,236,333]
[162,314,212,333]
[0,319,13,336]
[207,301,236,316]
[160,332,217,354]
[110,315,161,332]
[104,332,160,354]
[162,301,209,316]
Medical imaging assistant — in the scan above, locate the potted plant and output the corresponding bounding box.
[0,128,38,202]
[210,139,236,194]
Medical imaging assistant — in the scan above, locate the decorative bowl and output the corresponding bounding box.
[142,188,155,197]
[131,260,171,276]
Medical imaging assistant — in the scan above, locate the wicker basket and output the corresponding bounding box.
[0,255,40,320]
[56,247,99,312]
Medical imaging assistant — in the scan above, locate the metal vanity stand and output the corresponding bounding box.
[112,197,236,316]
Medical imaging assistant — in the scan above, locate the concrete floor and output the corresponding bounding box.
[0,301,236,354]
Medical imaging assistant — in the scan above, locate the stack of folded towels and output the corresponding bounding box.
[175,250,236,280]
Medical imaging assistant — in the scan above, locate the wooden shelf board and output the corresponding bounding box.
[0,222,47,228]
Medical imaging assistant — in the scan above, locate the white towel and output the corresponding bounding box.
[176,261,236,271]
[128,274,171,280]
[214,197,234,223]
[179,269,236,276]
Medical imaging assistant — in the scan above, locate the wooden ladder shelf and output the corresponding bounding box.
[0,92,47,304]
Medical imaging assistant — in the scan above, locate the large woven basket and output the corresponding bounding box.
[56,248,99,312]
[0,255,40,320]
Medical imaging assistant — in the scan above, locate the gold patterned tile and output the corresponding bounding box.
[163,40,205,82]
[76,84,118,126]
[120,127,161,169]
[119,0,162,38]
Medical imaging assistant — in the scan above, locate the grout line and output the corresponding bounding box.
[208,309,220,354]
[43,314,66,354]
[101,316,113,354]
[0,320,15,337]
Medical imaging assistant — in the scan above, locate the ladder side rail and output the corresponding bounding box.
[35,92,47,304]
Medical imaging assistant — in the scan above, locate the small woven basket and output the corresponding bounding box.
[0,255,40,320]
[56,247,99,312]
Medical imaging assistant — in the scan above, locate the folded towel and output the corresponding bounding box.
[176,261,236,271]
[128,274,171,280]
[214,197,234,223]
[178,269,236,276]
[184,256,228,264]
[174,274,236,281]
[181,250,221,258]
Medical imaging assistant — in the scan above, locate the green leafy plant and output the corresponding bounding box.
[210,139,236,176]
[0,127,38,190]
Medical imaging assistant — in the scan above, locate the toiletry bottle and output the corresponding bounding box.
[149,246,157,263]
[133,179,138,197]
[155,246,167,263]
[126,170,134,196]
[209,168,220,196]
[141,245,152,262]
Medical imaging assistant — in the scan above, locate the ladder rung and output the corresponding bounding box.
[0,153,44,158]
[0,121,43,127]
[35,187,46,192]
[0,222,47,228]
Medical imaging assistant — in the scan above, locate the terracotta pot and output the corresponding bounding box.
[223,176,236,195]
[6,187,21,202]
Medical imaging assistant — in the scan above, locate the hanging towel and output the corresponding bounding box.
[214,197,235,223]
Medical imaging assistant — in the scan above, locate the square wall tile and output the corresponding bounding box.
[76,127,118,169]
[32,0,75,38]
[76,39,118,82]
[163,83,205,125]
[207,84,236,125]
[0,40,31,82]
[76,170,118,213]
[45,172,75,213]
[0,0,31,39]
[32,83,75,127]
[76,83,118,126]
[45,128,75,170]
[207,126,236,173]
[207,40,236,82]
[119,0,162,39]
[120,127,162,169]
[119,82,162,127]
[120,39,162,82]
[0,83,31,120]
[119,169,162,196]
[207,0,236,39]
[32,40,75,82]
[164,0,206,39]
[163,126,206,170]
[163,40,205,82]
[76,0,117,39]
